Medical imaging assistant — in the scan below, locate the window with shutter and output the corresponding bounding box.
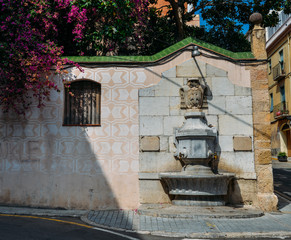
[63,80,101,126]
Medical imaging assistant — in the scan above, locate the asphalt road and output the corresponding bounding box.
[0,215,178,240]
[273,160,291,199]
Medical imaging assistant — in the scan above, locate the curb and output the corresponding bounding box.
[81,214,137,233]
[0,206,87,218]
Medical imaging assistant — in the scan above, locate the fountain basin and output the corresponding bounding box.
[159,172,234,206]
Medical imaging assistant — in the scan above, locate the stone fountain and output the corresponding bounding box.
[159,78,234,206]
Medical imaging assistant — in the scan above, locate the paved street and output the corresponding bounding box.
[0,160,291,239]
[273,160,291,201]
[0,215,174,240]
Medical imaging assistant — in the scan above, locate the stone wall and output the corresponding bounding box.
[0,68,161,210]
[0,34,276,210]
[139,57,258,205]
[250,23,278,211]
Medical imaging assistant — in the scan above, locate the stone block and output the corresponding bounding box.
[225,96,252,114]
[139,180,171,204]
[253,112,270,124]
[139,97,169,116]
[256,193,278,212]
[252,101,269,112]
[219,115,253,136]
[229,179,257,205]
[154,78,183,97]
[234,85,252,96]
[256,164,274,193]
[203,77,213,95]
[162,66,176,78]
[251,79,268,90]
[156,152,181,172]
[212,77,234,96]
[253,124,271,141]
[140,116,163,136]
[138,172,159,179]
[251,68,268,82]
[206,64,227,77]
[139,87,155,97]
[163,116,185,135]
[251,90,269,102]
[208,96,226,115]
[217,136,233,152]
[140,136,160,152]
[205,115,218,129]
[139,152,157,172]
[176,59,206,78]
[140,152,181,172]
[160,136,169,152]
[255,149,272,164]
[218,152,256,179]
[169,97,181,116]
[233,136,252,151]
[254,140,271,149]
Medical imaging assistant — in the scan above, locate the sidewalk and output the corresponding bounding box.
[82,160,291,238]
[1,195,291,239]
[82,197,291,238]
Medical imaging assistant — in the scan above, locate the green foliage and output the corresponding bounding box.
[65,0,149,56]
[141,0,290,54]
[278,152,287,157]
[198,0,290,29]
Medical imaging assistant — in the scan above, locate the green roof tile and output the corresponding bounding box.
[64,37,255,64]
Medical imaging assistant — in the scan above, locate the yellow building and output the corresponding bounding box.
[267,12,291,156]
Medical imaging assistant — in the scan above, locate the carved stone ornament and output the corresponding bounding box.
[180,78,205,109]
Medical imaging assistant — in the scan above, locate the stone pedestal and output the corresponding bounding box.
[160,112,234,206]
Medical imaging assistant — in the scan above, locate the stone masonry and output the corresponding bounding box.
[139,58,258,206]
[249,19,278,211]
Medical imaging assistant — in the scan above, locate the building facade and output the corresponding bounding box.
[0,25,277,211]
[266,12,291,156]
[152,0,200,27]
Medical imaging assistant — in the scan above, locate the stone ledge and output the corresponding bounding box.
[139,173,160,180]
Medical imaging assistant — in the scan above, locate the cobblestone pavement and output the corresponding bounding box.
[1,201,291,238]
[82,204,291,238]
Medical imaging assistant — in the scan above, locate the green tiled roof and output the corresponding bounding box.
[65,37,254,63]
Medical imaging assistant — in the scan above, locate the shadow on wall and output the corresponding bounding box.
[0,83,119,211]
[140,55,267,206]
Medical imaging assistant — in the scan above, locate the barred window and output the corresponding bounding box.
[64,80,101,126]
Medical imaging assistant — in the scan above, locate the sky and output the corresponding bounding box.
[199,16,250,34]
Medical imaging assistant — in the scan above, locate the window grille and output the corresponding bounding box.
[64,80,101,126]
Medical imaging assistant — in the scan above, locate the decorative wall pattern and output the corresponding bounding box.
[0,49,257,210]
[0,66,161,209]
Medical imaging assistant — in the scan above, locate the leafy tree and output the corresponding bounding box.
[146,0,290,53]
[70,0,150,56]
[0,0,87,114]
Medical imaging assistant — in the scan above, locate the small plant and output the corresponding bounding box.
[283,110,289,115]
[278,152,288,162]
[278,152,287,157]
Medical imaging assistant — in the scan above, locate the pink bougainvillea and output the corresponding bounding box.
[0,0,151,114]
[0,0,87,114]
